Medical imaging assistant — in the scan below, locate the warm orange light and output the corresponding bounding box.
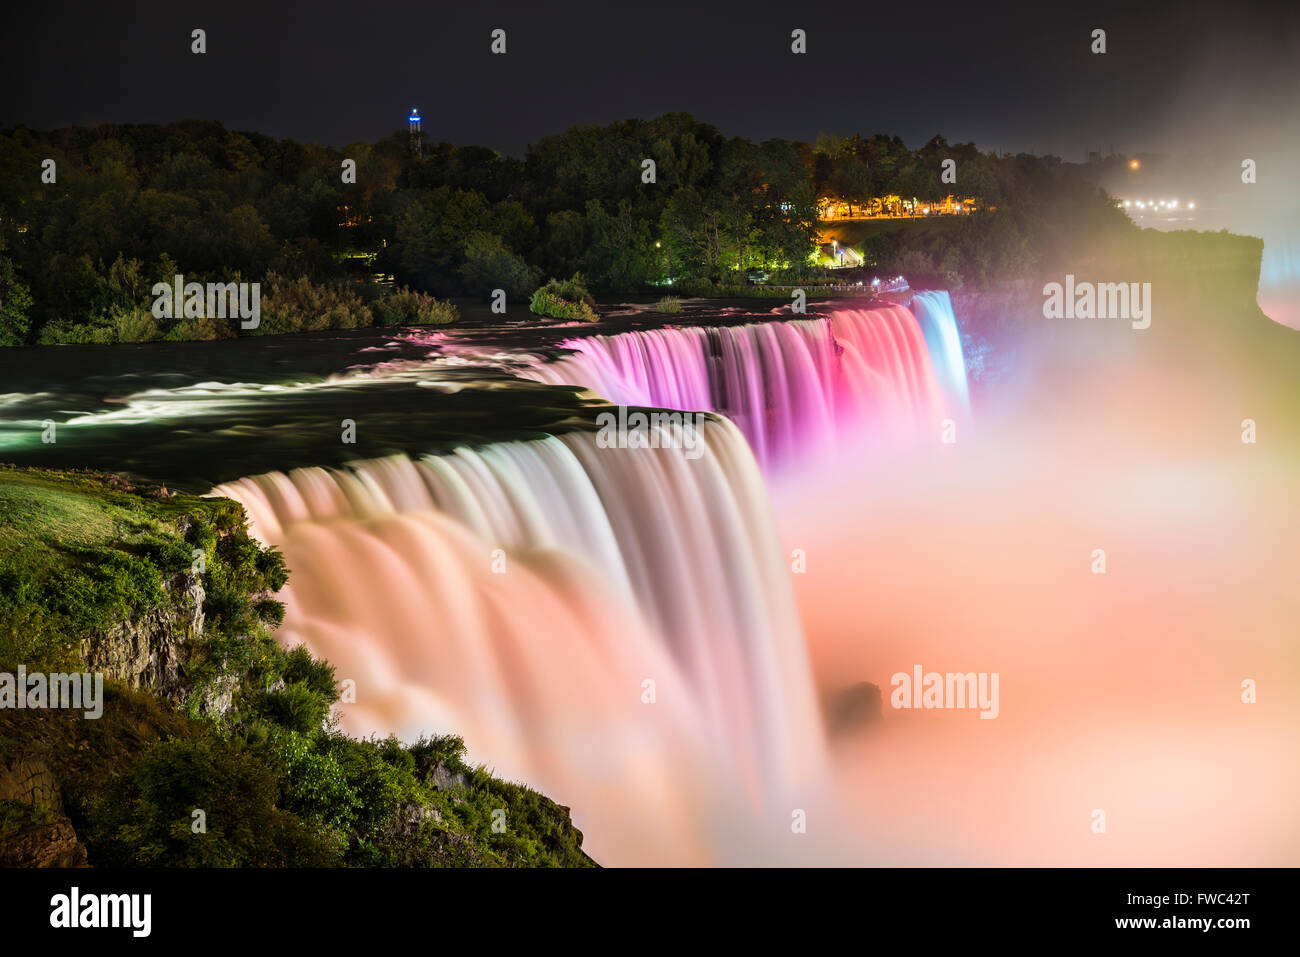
[1129,159,1140,170]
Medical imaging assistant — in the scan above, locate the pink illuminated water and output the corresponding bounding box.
[520,302,953,469]
[212,290,1299,867]
[211,300,962,863]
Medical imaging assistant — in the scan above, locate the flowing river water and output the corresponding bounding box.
[3,284,1297,865]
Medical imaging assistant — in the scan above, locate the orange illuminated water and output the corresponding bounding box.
[218,292,1300,865]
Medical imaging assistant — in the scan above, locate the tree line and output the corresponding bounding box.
[0,114,1129,345]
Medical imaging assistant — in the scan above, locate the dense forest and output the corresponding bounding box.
[0,113,1129,345]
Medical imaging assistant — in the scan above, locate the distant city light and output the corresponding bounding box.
[1188,202,1196,209]
[1124,200,1131,207]
[1129,159,1140,169]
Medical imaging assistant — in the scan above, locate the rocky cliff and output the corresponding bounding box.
[0,466,597,868]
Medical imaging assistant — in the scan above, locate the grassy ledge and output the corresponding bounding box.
[0,465,596,867]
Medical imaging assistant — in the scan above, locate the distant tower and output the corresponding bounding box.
[408,107,422,159]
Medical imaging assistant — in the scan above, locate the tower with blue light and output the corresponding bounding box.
[408,107,422,159]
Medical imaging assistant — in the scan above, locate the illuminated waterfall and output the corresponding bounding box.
[1259,229,1300,330]
[520,301,958,468]
[211,298,971,863]
[909,290,971,415]
[215,417,824,865]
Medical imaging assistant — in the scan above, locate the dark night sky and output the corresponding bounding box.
[3,0,1298,161]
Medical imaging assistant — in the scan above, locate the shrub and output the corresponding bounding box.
[373,286,459,326]
[258,681,332,734]
[320,735,411,835]
[161,315,232,342]
[262,726,359,828]
[83,737,341,867]
[529,274,599,322]
[257,272,373,334]
[547,273,596,309]
[654,296,682,314]
[37,305,167,345]
[280,644,339,704]
[253,597,286,628]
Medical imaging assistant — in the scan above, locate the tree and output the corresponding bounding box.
[581,199,655,292]
[659,188,751,282]
[0,243,33,346]
[459,231,540,299]
[394,187,493,292]
[827,156,872,216]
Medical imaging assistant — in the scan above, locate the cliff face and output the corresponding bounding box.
[1,744,92,867]
[0,467,596,868]
[79,571,203,706]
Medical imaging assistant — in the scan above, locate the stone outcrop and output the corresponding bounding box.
[79,572,205,706]
[0,813,88,868]
[0,755,89,868]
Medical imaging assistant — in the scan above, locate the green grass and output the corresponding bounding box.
[0,465,269,676]
[819,215,968,251]
[0,465,598,867]
[0,470,178,555]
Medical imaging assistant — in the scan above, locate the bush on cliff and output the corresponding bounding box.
[83,737,342,867]
[0,466,598,868]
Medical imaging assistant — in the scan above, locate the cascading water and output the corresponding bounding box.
[518,301,959,469]
[909,290,971,416]
[211,295,972,863]
[215,416,826,864]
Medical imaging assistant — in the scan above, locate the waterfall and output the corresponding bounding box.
[519,301,960,469]
[909,290,971,415]
[210,297,974,863]
[215,416,825,864]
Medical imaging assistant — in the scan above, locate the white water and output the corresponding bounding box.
[216,417,827,864]
[910,290,971,416]
[211,301,969,863]
[518,302,954,471]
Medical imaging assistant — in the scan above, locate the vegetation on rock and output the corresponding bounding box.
[0,467,596,867]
